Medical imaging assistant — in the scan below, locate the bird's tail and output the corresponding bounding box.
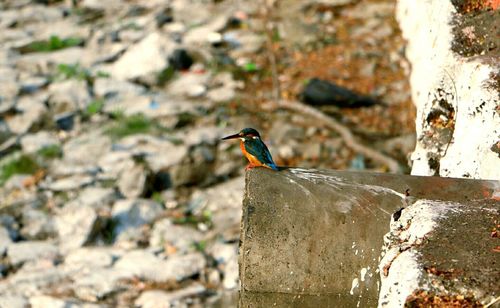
[265,163,279,171]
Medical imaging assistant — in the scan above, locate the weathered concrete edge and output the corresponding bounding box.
[378,198,500,307]
[397,0,500,180]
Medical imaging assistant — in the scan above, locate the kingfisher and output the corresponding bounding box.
[222,128,278,171]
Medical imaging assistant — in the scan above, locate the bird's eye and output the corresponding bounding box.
[252,136,259,139]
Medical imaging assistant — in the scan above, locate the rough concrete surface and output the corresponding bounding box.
[379,199,500,307]
[239,168,499,307]
[397,0,500,180]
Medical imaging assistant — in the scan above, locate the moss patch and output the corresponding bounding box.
[0,154,41,186]
[104,114,168,139]
[37,145,63,160]
[17,35,84,54]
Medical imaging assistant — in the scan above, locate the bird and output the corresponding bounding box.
[222,128,278,171]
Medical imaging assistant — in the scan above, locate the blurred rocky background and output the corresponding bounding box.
[0,0,418,306]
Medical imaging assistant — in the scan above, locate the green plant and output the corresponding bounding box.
[21,35,83,53]
[37,145,63,160]
[105,114,159,139]
[53,64,109,84]
[54,63,91,81]
[151,191,164,204]
[241,62,259,73]
[173,210,213,228]
[192,240,207,253]
[84,99,105,117]
[0,154,40,186]
[157,66,176,85]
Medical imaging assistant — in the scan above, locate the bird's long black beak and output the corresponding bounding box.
[221,133,241,140]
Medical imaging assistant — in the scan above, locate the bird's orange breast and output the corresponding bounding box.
[240,141,264,167]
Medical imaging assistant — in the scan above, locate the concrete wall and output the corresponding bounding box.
[397,0,499,180]
[238,168,498,307]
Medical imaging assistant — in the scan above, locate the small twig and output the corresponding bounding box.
[265,99,402,173]
[484,296,500,308]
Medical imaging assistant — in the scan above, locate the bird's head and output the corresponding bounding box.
[222,128,261,142]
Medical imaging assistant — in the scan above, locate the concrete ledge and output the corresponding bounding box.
[239,168,499,306]
[379,198,499,307]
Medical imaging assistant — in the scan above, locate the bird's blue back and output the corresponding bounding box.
[244,138,278,170]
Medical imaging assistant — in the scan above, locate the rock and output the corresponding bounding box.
[181,126,223,146]
[301,142,322,160]
[5,95,48,134]
[113,250,168,281]
[29,295,103,308]
[0,77,19,104]
[53,112,75,131]
[63,130,112,167]
[306,0,356,6]
[301,78,377,107]
[98,151,135,178]
[93,77,146,99]
[45,175,94,191]
[209,242,237,265]
[225,30,264,56]
[135,284,206,308]
[344,2,394,19]
[0,295,28,308]
[0,136,18,157]
[170,144,216,187]
[103,94,205,120]
[117,163,149,198]
[134,290,172,308]
[55,203,103,251]
[111,135,188,173]
[0,214,20,242]
[117,28,145,44]
[209,243,238,289]
[186,84,207,98]
[114,250,206,282]
[7,241,59,267]
[48,80,91,114]
[3,265,68,298]
[3,174,29,190]
[155,7,174,27]
[0,119,12,140]
[207,86,235,103]
[20,131,59,154]
[110,32,177,83]
[377,133,416,162]
[149,218,203,253]
[166,72,209,98]
[111,199,163,244]
[20,208,56,240]
[162,253,206,281]
[73,187,116,209]
[72,268,130,302]
[169,49,194,71]
[184,27,221,45]
[64,247,115,269]
[189,177,244,239]
[81,0,123,11]
[19,76,49,94]
[183,14,227,46]
[15,47,84,75]
[223,255,239,290]
[0,226,13,256]
[268,122,304,144]
[8,5,63,25]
